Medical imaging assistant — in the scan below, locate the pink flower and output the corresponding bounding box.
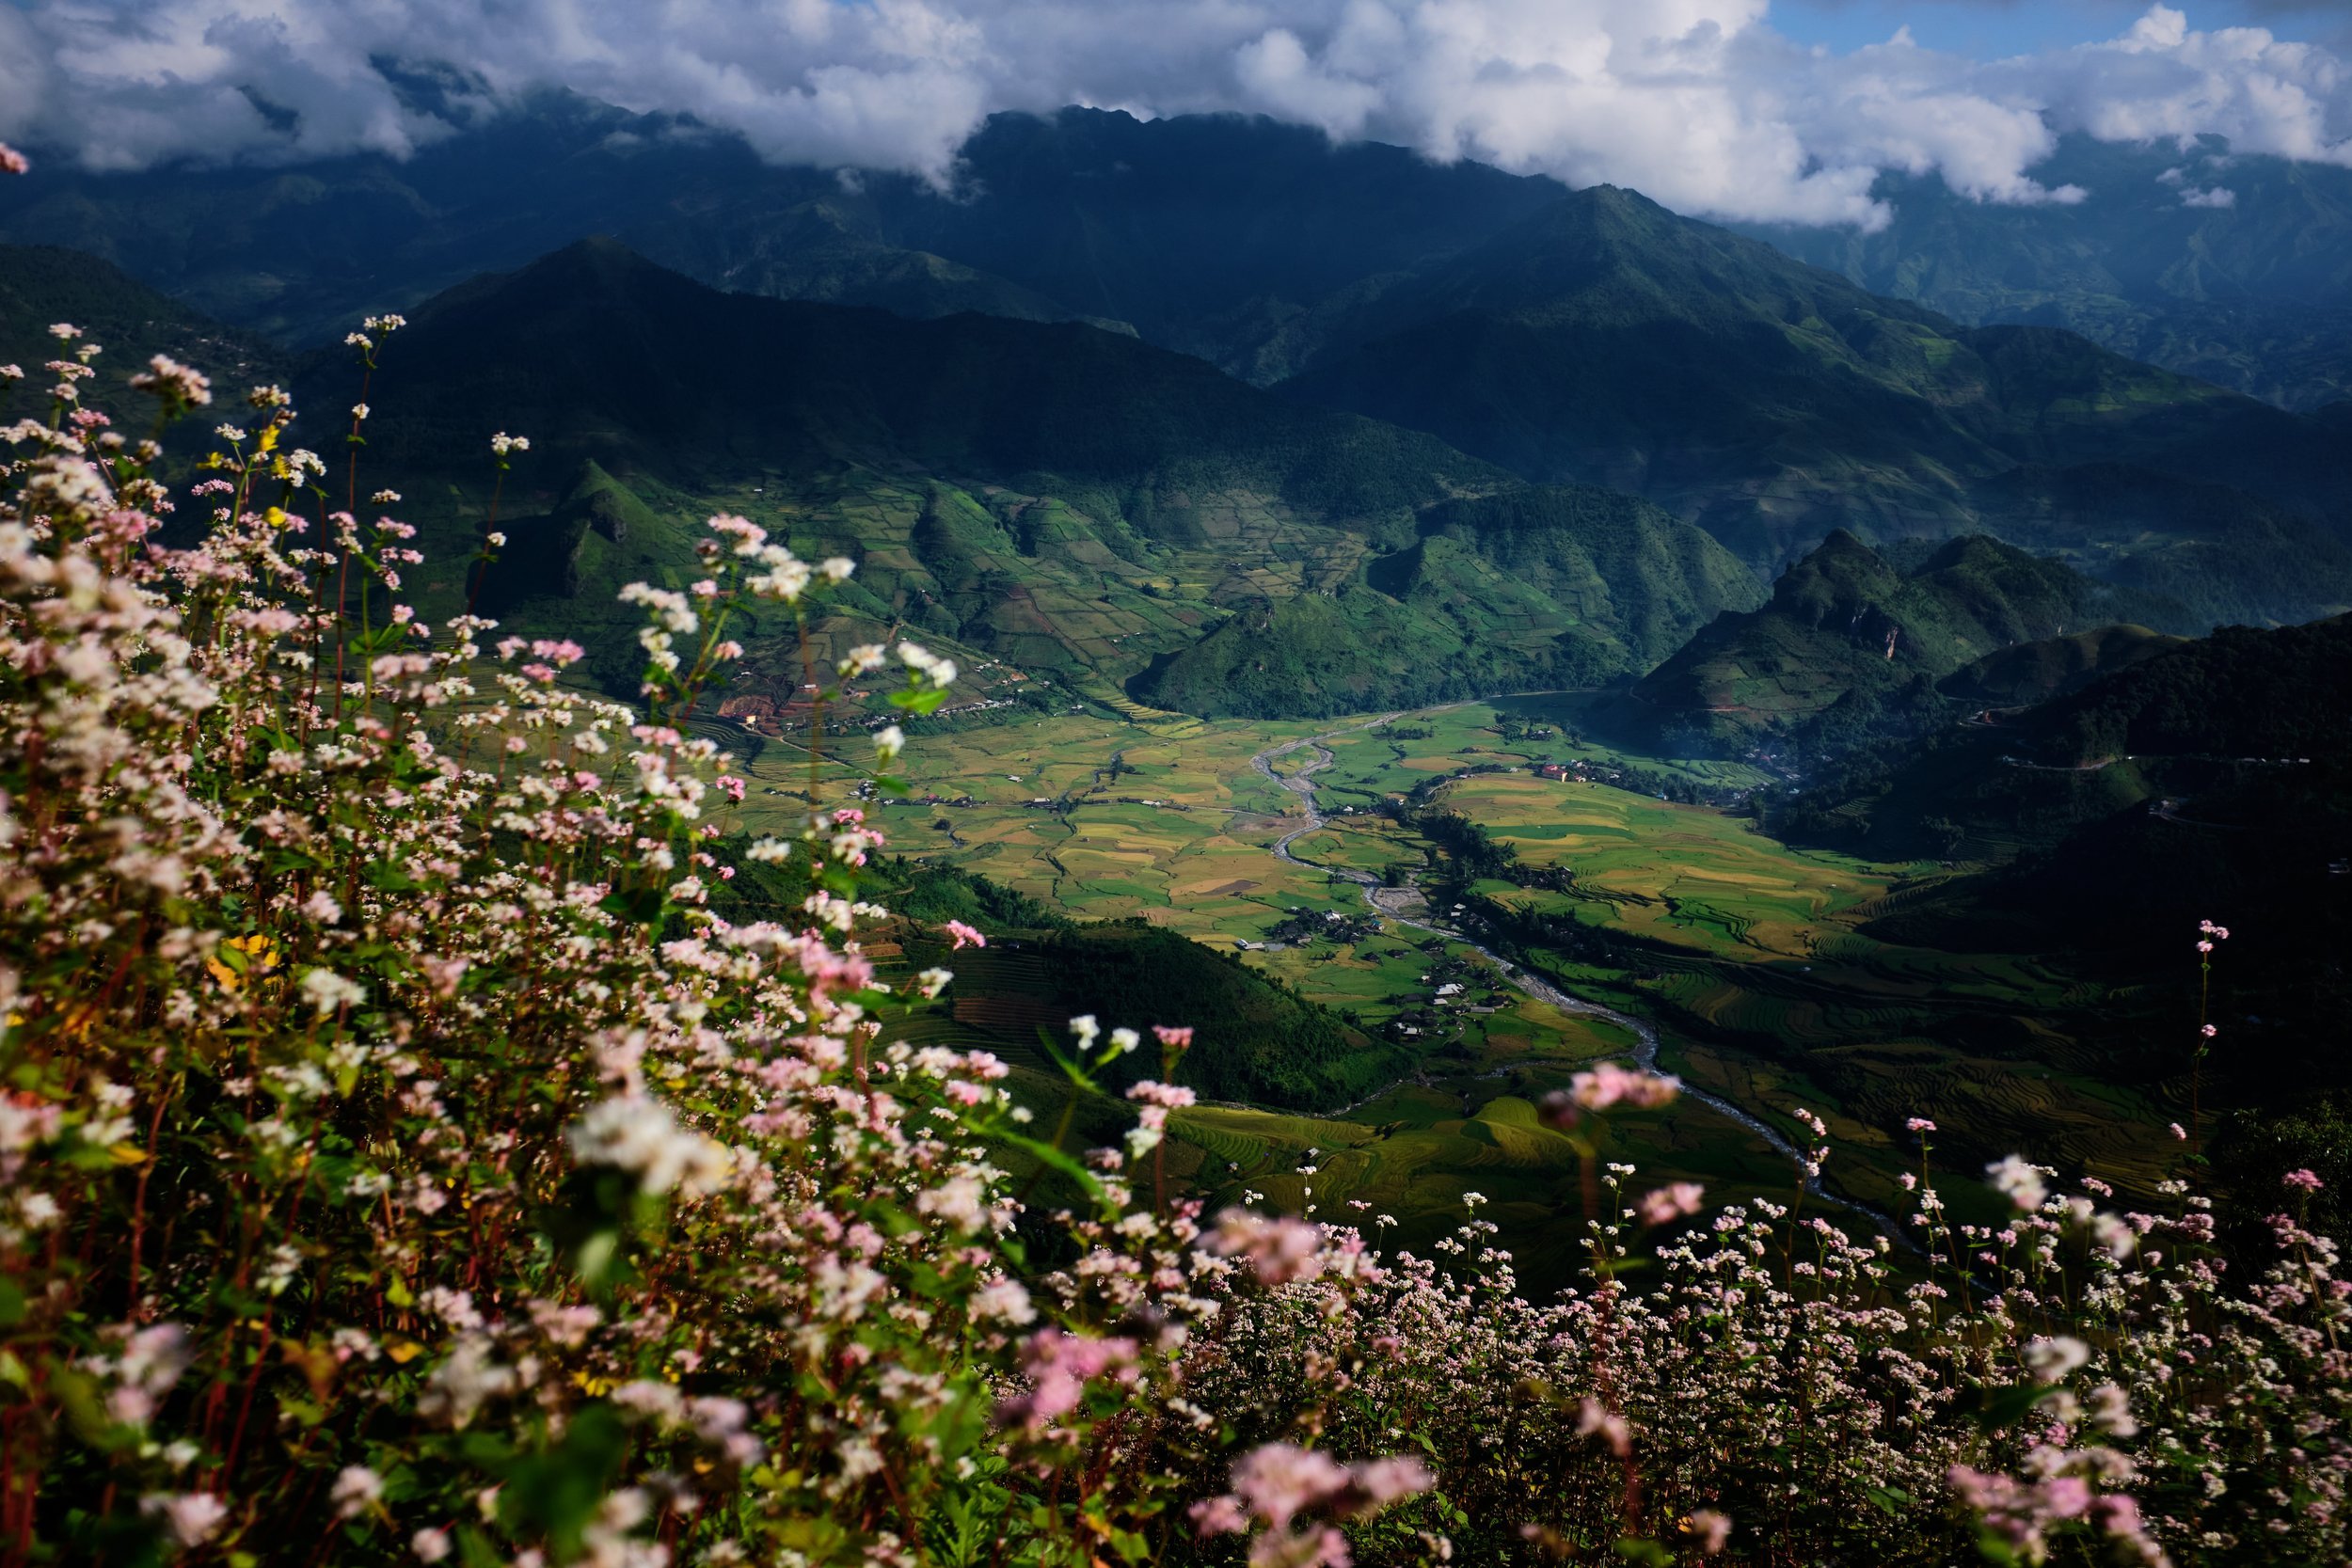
[1906,1117,1937,1132]
[2169,1122,2187,1141]
[1635,1182,1706,1226]
[2201,1023,2217,1038]
[994,1330,1139,1433]
[1210,1208,1325,1285]
[944,919,987,951]
[1152,1024,1195,1049]
[0,144,27,176]
[2284,1168,2325,1193]
[1685,1510,1733,1554]
[1541,1062,1679,1124]
[1231,1445,1353,1531]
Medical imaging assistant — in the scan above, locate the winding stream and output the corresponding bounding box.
[1245,718,1914,1245]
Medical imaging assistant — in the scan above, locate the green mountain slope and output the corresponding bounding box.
[1276,185,2352,603]
[0,243,284,397]
[1750,135,2352,412]
[1136,485,1763,717]
[1936,626,2188,708]
[1625,531,2189,751]
[1782,614,2352,857]
[289,239,1755,719]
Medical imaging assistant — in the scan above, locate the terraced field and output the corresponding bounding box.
[725,691,2178,1266]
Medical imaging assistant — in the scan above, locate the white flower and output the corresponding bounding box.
[915,967,954,999]
[818,556,855,581]
[301,968,367,1016]
[568,1095,732,1196]
[140,1492,227,1547]
[971,1278,1036,1324]
[872,725,905,764]
[412,1528,453,1563]
[1985,1155,2047,1212]
[489,432,530,456]
[2024,1335,2090,1384]
[331,1465,383,1518]
[1069,1014,1100,1051]
[418,1337,516,1430]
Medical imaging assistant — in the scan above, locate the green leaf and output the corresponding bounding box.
[1000,1132,1103,1203]
[497,1404,628,1558]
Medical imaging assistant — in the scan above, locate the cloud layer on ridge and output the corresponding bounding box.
[2,1,2347,229]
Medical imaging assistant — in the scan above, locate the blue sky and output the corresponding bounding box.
[1774,1,2352,55]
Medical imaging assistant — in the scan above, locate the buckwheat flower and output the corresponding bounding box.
[1684,1510,1733,1555]
[301,968,367,1016]
[568,1094,732,1196]
[412,1528,452,1563]
[141,1492,227,1547]
[838,643,887,676]
[818,556,855,581]
[1230,1444,1352,1531]
[303,891,343,926]
[1210,1208,1325,1285]
[48,323,79,341]
[944,919,986,950]
[1636,1182,1706,1225]
[2285,1168,2324,1192]
[215,425,247,443]
[0,144,26,175]
[2090,1383,2139,1438]
[1153,1024,1195,1049]
[1110,1026,1140,1054]
[2169,1122,2187,1140]
[915,967,954,998]
[2201,1023,2217,1038]
[1987,1155,2047,1212]
[971,1278,1036,1325]
[873,724,906,764]
[331,1465,383,1518]
[489,432,530,456]
[1070,1014,1101,1051]
[129,356,213,410]
[2024,1334,2090,1383]
[1575,1398,1632,1456]
[1906,1117,1937,1132]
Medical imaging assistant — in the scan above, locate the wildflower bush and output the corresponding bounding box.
[1,145,2345,1567]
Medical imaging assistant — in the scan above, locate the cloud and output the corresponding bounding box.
[2,1,2348,228]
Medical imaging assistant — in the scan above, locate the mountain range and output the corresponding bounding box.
[7,103,2352,726]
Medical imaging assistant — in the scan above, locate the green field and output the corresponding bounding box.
[722,691,2177,1269]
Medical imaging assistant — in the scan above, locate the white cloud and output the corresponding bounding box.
[2,2,2347,228]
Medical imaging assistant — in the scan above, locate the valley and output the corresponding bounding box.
[717,690,2171,1285]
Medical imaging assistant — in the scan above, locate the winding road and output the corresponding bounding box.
[1246,719,1913,1243]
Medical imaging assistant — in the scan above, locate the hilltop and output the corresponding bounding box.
[282,238,1763,716]
[1620,531,2187,753]
[1276,183,2352,586]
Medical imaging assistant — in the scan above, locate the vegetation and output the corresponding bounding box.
[7,236,2351,1565]
[1626,531,2188,755]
